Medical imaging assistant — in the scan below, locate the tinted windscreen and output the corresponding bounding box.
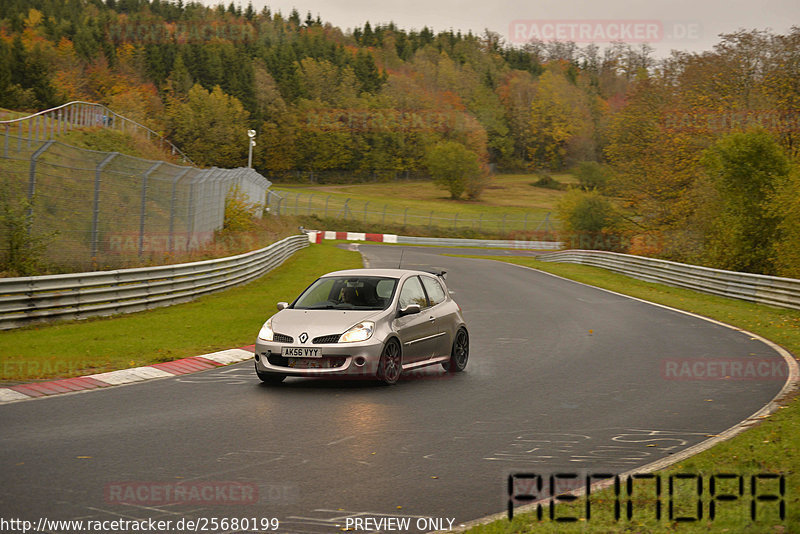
[293,277,398,310]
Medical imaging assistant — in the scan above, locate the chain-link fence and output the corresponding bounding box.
[1,101,194,164]
[268,190,558,235]
[0,135,271,273]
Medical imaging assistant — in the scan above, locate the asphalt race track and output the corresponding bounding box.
[0,244,790,533]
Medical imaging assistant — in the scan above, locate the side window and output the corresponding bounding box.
[398,276,428,309]
[421,276,446,306]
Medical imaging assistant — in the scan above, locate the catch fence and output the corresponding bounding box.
[1,101,193,164]
[268,190,557,235]
[0,136,270,272]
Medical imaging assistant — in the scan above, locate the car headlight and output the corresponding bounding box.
[257,317,275,342]
[339,321,374,343]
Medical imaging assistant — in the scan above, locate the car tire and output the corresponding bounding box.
[443,327,469,372]
[255,364,286,384]
[377,338,402,385]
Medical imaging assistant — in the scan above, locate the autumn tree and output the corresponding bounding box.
[424,141,483,200]
[770,166,800,278]
[167,84,250,168]
[700,130,790,274]
[528,68,593,170]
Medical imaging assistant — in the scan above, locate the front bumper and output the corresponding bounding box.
[254,337,385,378]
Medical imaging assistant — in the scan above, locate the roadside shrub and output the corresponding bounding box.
[222,185,260,233]
[0,190,56,276]
[531,173,566,190]
[557,188,624,251]
[574,161,612,191]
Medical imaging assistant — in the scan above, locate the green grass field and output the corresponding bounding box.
[271,173,572,234]
[455,256,799,533]
[0,242,362,383]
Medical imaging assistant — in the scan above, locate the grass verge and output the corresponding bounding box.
[0,242,362,383]
[456,256,799,533]
[272,173,571,235]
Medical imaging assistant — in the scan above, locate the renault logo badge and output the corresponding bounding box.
[299,332,308,343]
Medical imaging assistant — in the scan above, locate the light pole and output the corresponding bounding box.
[247,129,256,168]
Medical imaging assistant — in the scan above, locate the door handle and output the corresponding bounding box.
[428,316,436,322]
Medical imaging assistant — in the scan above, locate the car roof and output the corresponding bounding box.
[320,268,443,279]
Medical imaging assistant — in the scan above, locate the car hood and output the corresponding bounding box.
[270,309,385,340]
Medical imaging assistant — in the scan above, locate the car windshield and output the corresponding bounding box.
[293,276,399,310]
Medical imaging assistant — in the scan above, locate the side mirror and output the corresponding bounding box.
[277,302,288,311]
[399,304,421,317]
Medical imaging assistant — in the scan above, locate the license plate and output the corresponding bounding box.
[281,347,321,358]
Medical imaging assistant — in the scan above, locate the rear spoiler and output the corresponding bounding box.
[421,268,447,280]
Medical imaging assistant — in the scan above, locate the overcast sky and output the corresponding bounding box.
[223,0,798,56]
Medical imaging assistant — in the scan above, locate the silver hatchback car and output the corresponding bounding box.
[254,268,469,385]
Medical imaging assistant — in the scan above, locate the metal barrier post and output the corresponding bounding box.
[169,167,193,254]
[91,153,118,265]
[138,162,162,257]
[27,140,55,235]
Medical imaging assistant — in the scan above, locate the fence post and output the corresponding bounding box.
[186,168,209,249]
[478,213,483,231]
[523,213,529,231]
[294,192,300,215]
[364,201,370,223]
[453,212,459,229]
[91,152,118,267]
[138,162,162,257]
[343,199,351,219]
[428,211,433,229]
[324,195,330,218]
[501,213,507,235]
[3,124,8,157]
[307,193,314,215]
[27,140,55,236]
[403,207,408,226]
[382,204,387,224]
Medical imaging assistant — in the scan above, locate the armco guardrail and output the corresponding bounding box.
[396,235,562,249]
[0,235,308,330]
[307,230,562,249]
[537,250,800,311]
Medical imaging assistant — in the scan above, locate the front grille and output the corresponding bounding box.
[267,355,348,369]
[273,333,293,343]
[313,334,341,344]
[267,354,288,366]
